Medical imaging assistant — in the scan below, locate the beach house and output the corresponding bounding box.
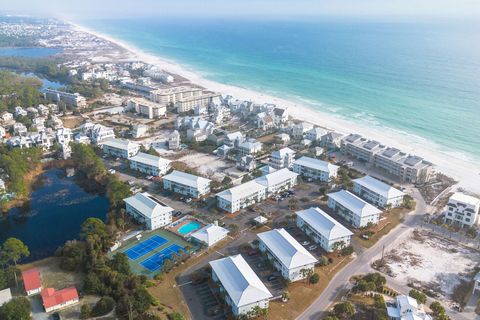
[292,156,339,182]
[129,152,171,176]
[296,207,353,252]
[352,175,405,208]
[327,190,381,228]
[444,192,480,227]
[162,170,211,198]
[127,97,166,119]
[124,192,173,230]
[270,147,296,169]
[386,295,432,320]
[257,228,317,281]
[209,255,273,316]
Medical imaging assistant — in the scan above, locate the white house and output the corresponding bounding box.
[306,127,327,142]
[127,97,166,119]
[102,138,140,158]
[444,192,480,227]
[0,288,12,306]
[0,111,13,122]
[163,170,211,198]
[273,107,289,126]
[258,228,317,282]
[296,207,353,252]
[386,295,432,320]
[291,122,313,138]
[225,131,245,147]
[270,147,296,169]
[209,255,273,316]
[124,192,173,230]
[129,152,171,176]
[56,128,73,145]
[237,138,263,156]
[168,130,181,150]
[327,190,382,228]
[191,222,229,247]
[292,156,339,182]
[353,175,405,208]
[0,179,5,193]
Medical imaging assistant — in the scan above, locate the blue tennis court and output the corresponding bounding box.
[140,244,185,272]
[124,235,168,260]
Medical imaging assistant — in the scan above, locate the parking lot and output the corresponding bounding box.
[285,225,327,261]
[242,252,284,296]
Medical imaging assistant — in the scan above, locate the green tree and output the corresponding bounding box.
[309,273,320,284]
[409,289,427,304]
[1,238,29,266]
[0,297,31,320]
[109,253,131,275]
[333,301,355,318]
[92,296,115,317]
[80,304,92,319]
[167,313,186,320]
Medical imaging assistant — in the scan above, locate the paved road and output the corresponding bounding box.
[297,188,427,320]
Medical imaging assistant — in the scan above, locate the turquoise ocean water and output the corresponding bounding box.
[82,18,480,161]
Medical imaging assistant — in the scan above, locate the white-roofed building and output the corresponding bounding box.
[353,175,405,208]
[255,168,298,195]
[191,222,229,247]
[270,147,296,169]
[292,156,339,182]
[0,288,12,306]
[386,295,432,320]
[129,152,171,176]
[306,127,327,142]
[327,190,382,228]
[102,138,140,158]
[444,192,480,227]
[291,122,313,138]
[87,124,115,144]
[162,170,211,198]
[237,138,263,156]
[123,192,173,230]
[127,97,166,119]
[216,180,266,213]
[216,169,297,213]
[209,254,272,316]
[258,228,317,281]
[296,207,353,252]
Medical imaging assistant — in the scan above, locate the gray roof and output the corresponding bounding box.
[163,170,211,189]
[123,192,173,219]
[296,207,353,241]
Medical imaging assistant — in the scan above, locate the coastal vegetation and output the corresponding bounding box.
[0,70,43,112]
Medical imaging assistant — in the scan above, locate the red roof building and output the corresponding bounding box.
[22,268,42,296]
[41,287,79,312]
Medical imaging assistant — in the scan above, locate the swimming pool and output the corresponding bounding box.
[178,221,202,235]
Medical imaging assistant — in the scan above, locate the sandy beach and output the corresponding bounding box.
[71,23,480,194]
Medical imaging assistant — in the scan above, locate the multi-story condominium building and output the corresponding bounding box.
[216,180,267,213]
[386,295,432,320]
[292,156,339,182]
[237,138,263,156]
[168,130,181,150]
[296,207,353,252]
[127,98,167,119]
[129,152,171,176]
[149,85,203,105]
[327,190,382,228]
[353,175,405,208]
[270,147,296,169]
[444,192,480,227]
[255,168,298,195]
[216,169,298,213]
[102,138,140,158]
[258,228,317,282]
[176,91,221,113]
[209,255,273,317]
[82,123,115,144]
[306,127,327,142]
[43,89,87,108]
[341,134,433,184]
[123,192,173,230]
[162,170,211,198]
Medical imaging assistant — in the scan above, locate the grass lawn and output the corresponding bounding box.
[354,207,409,248]
[268,255,353,320]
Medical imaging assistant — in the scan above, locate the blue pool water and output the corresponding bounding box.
[178,221,202,235]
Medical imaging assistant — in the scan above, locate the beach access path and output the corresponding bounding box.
[296,188,471,320]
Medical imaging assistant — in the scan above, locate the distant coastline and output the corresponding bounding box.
[69,21,480,194]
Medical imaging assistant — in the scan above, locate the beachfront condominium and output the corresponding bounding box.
[123,192,173,230]
[292,156,339,182]
[327,190,382,228]
[270,147,296,169]
[162,170,211,199]
[341,134,433,184]
[127,98,167,119]
[101,138,140,159]
[296,207,353,252]
[175,91,221,113]
[216,168,298,213]
[129,152,172,176]
[257,228,317,282]
[149,85,220,113]
[209,255,273,316]
[444,192,480,227]
[43,89,87,108]
[352,175,405,208]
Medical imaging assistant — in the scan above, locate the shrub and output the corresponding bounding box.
[80,304,92,319]
[341,245,354,256]
[409,289,427,304]
[309,273,320,284]
[91,296,115,317]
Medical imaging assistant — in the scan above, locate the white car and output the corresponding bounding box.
[108,169,116,174]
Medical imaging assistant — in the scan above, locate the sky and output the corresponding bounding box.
[0,0,479,20]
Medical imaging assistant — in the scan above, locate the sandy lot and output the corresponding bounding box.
[177,152,233,181]
[381,230,480,304]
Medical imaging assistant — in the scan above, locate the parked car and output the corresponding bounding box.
[308,245,318,250]
[185,198,192,203]
[248,250,258,256]
[301,241,310,246]
[146,175,154,180]
[267,275,277,281]
[108,168,116,174]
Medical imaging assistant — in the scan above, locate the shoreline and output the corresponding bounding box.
[70,22,480,194]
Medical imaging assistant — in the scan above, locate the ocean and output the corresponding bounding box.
[81,18,480,162]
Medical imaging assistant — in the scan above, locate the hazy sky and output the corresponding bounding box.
[1,0,479,20]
